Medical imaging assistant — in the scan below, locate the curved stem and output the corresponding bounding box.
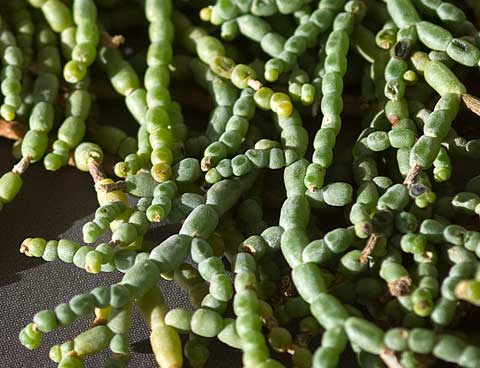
[12,155,32,175]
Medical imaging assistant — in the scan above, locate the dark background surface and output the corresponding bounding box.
[0,138,240,368]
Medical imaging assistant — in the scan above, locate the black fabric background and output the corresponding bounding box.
[0,138,241,368]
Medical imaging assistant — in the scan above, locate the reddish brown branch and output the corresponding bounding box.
[0,119,27,140]
[97,181,127,193]
[462,93,480,117]
[12,155,32,175]
[360,233,382,263]
[87,158,107,184]
[403,164,422,186]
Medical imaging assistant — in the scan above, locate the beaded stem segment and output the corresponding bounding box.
[10,0,480,366]
[359,233,383,263]
[4,0,35,66]
[44,87,92,171]
[0,22,60,211]
[406,82,461,187]
[88,123,138,165]
[98,45,150,178]
[413,0,478,40]
[199,78,257,174]
[137,286,183,368]
[62,0,100,83]
[174,11,294,118]
[204,0,314,25]
[305,1,366,192]
[141,0,178,184]
[0,14,25,121]
[264,0,347,82]
[232,252,283,367]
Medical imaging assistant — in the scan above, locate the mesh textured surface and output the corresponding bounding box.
[0,141,240,368]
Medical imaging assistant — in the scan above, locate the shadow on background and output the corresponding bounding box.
[0,139,99,283]
[132,338,154,354]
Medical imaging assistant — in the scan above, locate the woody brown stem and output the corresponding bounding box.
[379,349,404,368]
[360,233,382,263]
[87,158,107,184]
[12,155,32,175]
[97,181,127,193]
[462,93,480,117]
[403,164,422,185]
[0,119,27,140]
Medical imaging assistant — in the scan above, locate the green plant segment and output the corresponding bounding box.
[1,0,480,367]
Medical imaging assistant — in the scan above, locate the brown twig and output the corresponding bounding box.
[379,349,404,368]
[12,155,32,175]
[97,181,127,193]
[462,93,480,117]
[403,164,422,185]
[360,233,382,263]
[0,119,27,140]
[87,158,107,184]
[101,31,125,48]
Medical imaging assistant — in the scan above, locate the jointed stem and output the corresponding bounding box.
[462,93,480,117]
[247,78,262,91]
[97,181,127,193]
[379,348,404,368]
[12,155,32,175]
[360,233,382,263]
[403,164,422,186]
[87,158,107,184]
